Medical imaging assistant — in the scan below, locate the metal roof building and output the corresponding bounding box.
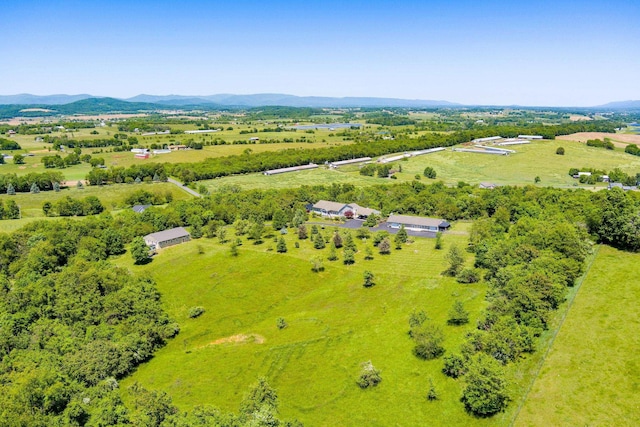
[144,227,191,249]
[263,163,318,175]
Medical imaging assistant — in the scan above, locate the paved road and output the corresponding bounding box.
[167,178,202,198]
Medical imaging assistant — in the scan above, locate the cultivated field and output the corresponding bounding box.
[515,246,640,426]
[558,132,640,147]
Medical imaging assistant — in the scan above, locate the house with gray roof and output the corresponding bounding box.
[387,214,450,232]
[144,227,191,249]
[310,200,379,219]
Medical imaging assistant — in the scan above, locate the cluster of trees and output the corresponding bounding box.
[365,112,417,126]
[585,138,614,150]
[569,167,639,185]
[0,171,64,193]
[0,217,177,424]
[124,189,174,207]
[359,163,394,178]
[0,199,20,219]
[44,135,139,150]
[86,164,168,185]
[0,137,21,150]
[624,143,640,157]
[43,195,105,217]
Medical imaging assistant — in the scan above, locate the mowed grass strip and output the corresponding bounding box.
[514,245,640,426]
[118,229,509,426]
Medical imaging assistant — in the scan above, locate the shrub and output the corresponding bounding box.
[363,270,375,287]
[423,166,437,179]
[556,147,565,155]
[188,306,205,318]
[411,322,445,360]
[456,268,480,284]
[276,317,287,329]
[448,301,469,325]
[357,361,382,389]
[442,354,467,378]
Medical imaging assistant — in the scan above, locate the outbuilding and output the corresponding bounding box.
[144,227,191,249]
[387,214,450,232]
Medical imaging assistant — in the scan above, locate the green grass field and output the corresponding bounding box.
[514,245,640,426]
[200,139,640,192]
[116,226,514,426]
[0,182,193,232]
[111,221,597,426]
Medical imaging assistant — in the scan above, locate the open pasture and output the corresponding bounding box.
[201,138,640,192]
[118,227,509,426]
[515,246,640,426]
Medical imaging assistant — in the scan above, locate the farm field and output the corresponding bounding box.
[514,246,640,426]
[202,139,640,192]
[115,220,592,426]
[558,131,640,147]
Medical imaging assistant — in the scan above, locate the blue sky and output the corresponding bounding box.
[1,0,639,106]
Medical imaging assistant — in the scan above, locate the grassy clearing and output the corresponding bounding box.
[0,182,192,231]
[117,227,511,426]
[515,246,640,426]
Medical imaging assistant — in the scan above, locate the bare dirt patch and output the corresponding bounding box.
[204,333,266,347]
[557,132,640,148]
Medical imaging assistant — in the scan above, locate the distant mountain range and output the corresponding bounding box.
[0,93,459,108]
[595,100,640,109]
[0,93,638,111]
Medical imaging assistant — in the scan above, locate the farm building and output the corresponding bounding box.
[453,148,508,155]
[132,204,151,213]
[329,157,372,168]
[263,163,318,175]
[475,145,515,154]
[387,214,450,232]
[310,200,380,219]
[170,145,187,150]
[184,129,219,134]
[131,148,149,154]
[409,147,446,157]
[378,153,411,164]
[471,136,502,143]
[518,135,543,139]
[144,227,191,249]
[134,153,150,159]
[479,182,497,189]
[495,139,530,146]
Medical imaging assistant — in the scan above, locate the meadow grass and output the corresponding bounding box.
[0,182,192,231]
[514,245,640,426]
[114,221,588,426]
[117,227,511,426]
[201,139,640,192]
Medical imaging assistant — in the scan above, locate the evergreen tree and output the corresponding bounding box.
[344,233,357,251]
[53,181,60,192]
[447,301,469,325]
[6,183,15,195]
[443,245,465,276]
[327,243,338,261]
[343,248,355,265]
[313,233,326,249]
[276,237,287,253]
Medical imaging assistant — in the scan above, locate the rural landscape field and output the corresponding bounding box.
[2,1,639,426]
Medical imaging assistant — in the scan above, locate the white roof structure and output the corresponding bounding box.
[263,163,318,175]
[184,129,219,134]
[387,214,450,229]
[378,153,411,164]
[518,135,543,139]
[471,136,503,143]
[329,157,372,167]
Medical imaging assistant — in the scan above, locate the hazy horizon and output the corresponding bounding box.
[2,0,639,107]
